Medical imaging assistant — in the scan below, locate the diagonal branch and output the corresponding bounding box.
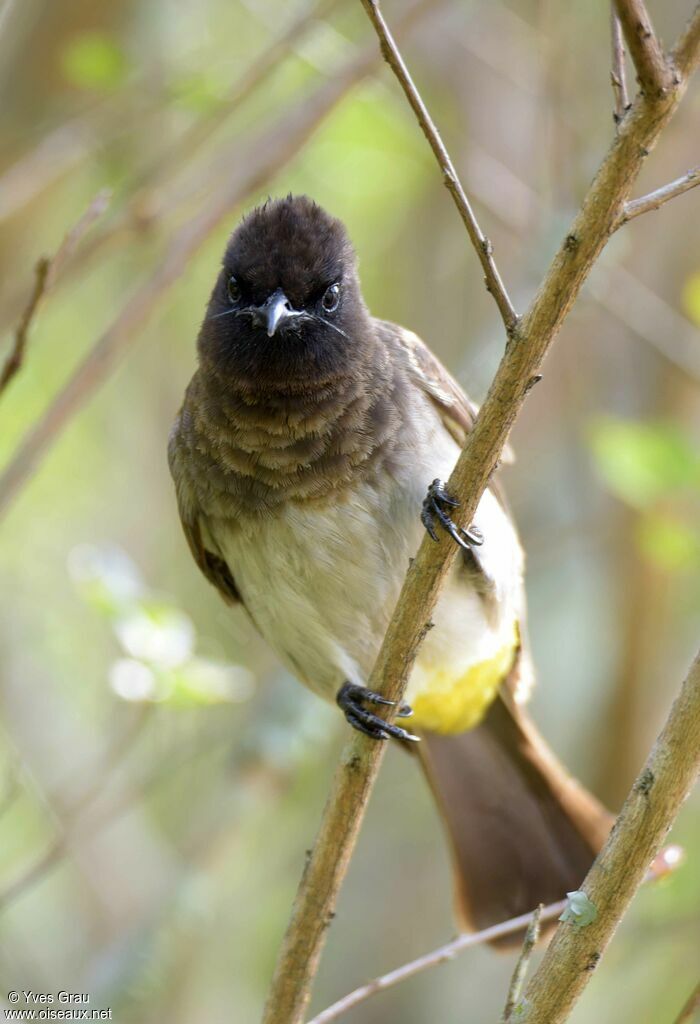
[517,650,700,1024]
[501,905,543,1023]
[613,0,673,98]
[615,166,700,226]
[673,1,700,79]
[0,258,50,398]
[359,0,518,333]
[260,6,700,1024]
[610,7,631,127]
[672,981,700,1024]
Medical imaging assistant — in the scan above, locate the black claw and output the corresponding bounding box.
[337,683,419,743]
[345,710,388,740]
[421,479,484,551]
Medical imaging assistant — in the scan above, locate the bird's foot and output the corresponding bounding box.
[336,683,419,743]
[421,478,484,551]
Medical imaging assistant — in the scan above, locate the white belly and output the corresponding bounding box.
[214,426,525,711]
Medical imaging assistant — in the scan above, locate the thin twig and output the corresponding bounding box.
[518,651,700,1024]
[501,905,543,1023]
[306,853,681,1024]
[610,8,631,127]
[672,981,700,1024]
[0,0,435,521]
[0,259,50,397]
[306,902,564,1024]
[613,0,672,98]
[673,3,700,80]
[615,166,700,226]
[261,14,698,1023]
[360,0,519,333]
[0,189,110,398]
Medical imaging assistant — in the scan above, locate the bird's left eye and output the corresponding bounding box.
[227,275,241,303]
[321,283,340,313]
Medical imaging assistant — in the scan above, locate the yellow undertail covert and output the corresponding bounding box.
[410,633,519,734]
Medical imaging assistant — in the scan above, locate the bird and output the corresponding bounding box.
[168,194,612,939]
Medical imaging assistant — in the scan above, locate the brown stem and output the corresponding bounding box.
[673,2,700,79]
[360,0,519,333]
[610,7,631,127]
[517,651,700,1023]
[0,189,110,398]
[0,258,50,397]
[615,166,700,226]
[501,905,543,1023]
[613,0,673,98]
[672,981,700,1024]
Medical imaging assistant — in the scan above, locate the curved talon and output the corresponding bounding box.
[336,683,419,743]
[421,478,484,552]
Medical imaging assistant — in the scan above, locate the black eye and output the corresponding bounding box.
[321,283,340,313]
[227,275,241,303]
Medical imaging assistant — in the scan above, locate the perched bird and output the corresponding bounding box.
[169,194,611,937]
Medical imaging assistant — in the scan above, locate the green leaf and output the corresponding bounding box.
[60,32,128,91]
[587,416,700,507]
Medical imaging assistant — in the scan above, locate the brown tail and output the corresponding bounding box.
[418,694,613,944]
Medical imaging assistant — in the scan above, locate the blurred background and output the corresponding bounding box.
[0,1,698,1021]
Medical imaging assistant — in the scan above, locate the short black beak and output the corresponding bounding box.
[255,288,295,337]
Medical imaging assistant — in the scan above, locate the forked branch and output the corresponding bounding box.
[613,0,673,97]
[260,4,700,1024]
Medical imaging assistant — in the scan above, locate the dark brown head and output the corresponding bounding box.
[197,195,372,389]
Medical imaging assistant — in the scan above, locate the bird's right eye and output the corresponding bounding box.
[227,275,242,303]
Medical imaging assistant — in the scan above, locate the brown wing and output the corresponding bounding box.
[180,514,240,605]
[377,318,518,613]
[168,412,240,607]
[376,319,514,462]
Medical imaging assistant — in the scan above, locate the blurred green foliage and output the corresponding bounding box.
[71,544,256,705]
[60,32,129,92]
[588,417,700,508]
[588,416,700,572]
